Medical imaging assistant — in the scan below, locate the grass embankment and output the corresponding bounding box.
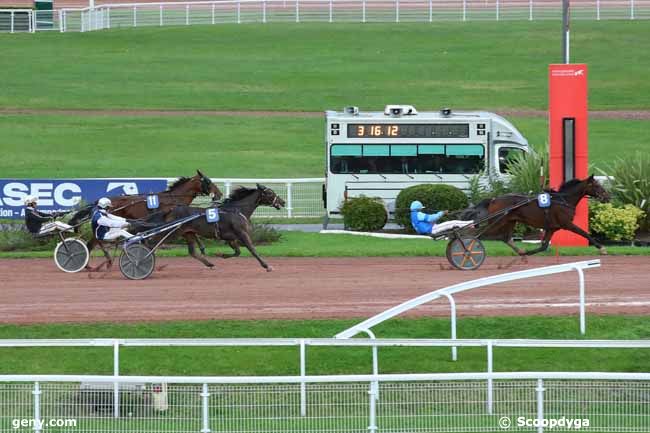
[1,22,648,110]
[1,316,649,375]
[0,231,648,258]
[0,115,646,178]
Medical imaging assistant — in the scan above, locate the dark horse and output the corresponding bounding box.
[68,170,223,270]
[165,184,286,271]
[462,175,610,256]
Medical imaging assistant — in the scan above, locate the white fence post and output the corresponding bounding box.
[396,0,399,22]
[236,1,240,23]
[201,383,211,433]
[225,181,232,197]
[576,267,586,335]
[596,0,600,20]
[262,0,267,23]
[462,0,466,21]
[536,379,545,433]
[496,0,500,20]
[329,0,333,22]
[529,0,533,20]
[186,4,190,25]
[630,0,635,19]
[429,0,433,22]
[295,0,300,22]
[33,382,42,432]
[107,8,111,29]
[362,0,366,22]
[113,340,120,419]
[133,5,137,27]
[59,9,64,32]
[10,11,14,33]
[299,339,307,416]
[442,293,457,361]
[159,4,163,26]
[487,341,493,414]
[286,182,293,218]
[367,381,378,433]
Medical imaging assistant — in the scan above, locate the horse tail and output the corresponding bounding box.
[459,198,492,222]
[68,204,94,227]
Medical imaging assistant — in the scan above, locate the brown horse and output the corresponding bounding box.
[462,175,610,256]
[164,184,285,271]
[69,170,222,270]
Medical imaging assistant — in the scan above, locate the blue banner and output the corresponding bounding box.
[0,179,168,219]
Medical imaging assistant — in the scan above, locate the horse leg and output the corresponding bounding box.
[499,221,526,256]
[237,231,272,272]
[524,229,556,256]
[184,233,215,268]
[216,241,241,259]
[563,222,607,255]
[196,236,207,256]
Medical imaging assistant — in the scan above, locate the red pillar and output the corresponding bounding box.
[548,64,589,246]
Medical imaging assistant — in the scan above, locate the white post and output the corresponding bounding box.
[362,0,366,22]
[395,0,399,22]
[107,8,111,29]
[59,9,64,32]
[536,379,545,433]
[160,4,163,26]
[113,340,120,418]
[186,4,190,25]
[262,0,267,23]
[81,11,85,32]
[630,0,635,19]
[462,0,466,21]
[10,11,14,33]
[529,0,533,20]
[89,0,95,8]
[429,0,433,22]
[201,383,211,433]
[225,181,232,196]
[236,2,240,23]
[329,0,332,22]
[31,10,35,33]
[442,293,457,361]
[62,10,67,32]
[367,382,378,433]
[33,382,42,432]
[295,0,300,22]
[576,267,586,335]
[299,339,306,416]
[496,0,500,20]
[286,182,293,218]
[487,341,493,414]
[133,5,137,27]
[596,0,600,20]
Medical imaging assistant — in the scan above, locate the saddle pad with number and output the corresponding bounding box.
[537,193,551,208]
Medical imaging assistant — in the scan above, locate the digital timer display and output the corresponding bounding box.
[347,123,470,139]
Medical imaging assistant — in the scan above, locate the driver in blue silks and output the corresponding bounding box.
[410,200,473,236]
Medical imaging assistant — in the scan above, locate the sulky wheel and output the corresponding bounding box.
[54,238,89,273]
[119,243,155,280]
[446,237,486,271]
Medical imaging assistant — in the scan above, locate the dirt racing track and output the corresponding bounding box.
[1,255,648,324]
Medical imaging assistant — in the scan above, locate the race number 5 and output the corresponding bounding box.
[147,195,159,209]
[206,208,220,223]
[537,193,551,208]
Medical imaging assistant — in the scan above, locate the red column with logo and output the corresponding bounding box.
[548,64,589,246]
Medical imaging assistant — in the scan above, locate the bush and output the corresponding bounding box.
[505,148,548,195]
[340,196,387,232]
[589,202,645,242]
[395,184,468,232]
[598,151,650,231]
[467,172,511,205]
[251,224,282,244]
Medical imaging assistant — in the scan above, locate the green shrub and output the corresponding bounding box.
[251,224,282,244]
[395,184,468,232]
[340,196,387,232]
[589,202,645,242]
[467,172,511,205]
[0,223,55,252]
[598,151,650,230]
[505,148,548,195]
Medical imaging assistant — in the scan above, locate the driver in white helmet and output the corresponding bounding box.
[91,197,134,241]
[23,195,73,236]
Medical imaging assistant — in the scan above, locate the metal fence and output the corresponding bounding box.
[2,0,649,33]
[1,373,649,432]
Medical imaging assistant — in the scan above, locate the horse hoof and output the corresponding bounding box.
[266,266,274,272]
[599,248,608,256]
[156,265,168,271]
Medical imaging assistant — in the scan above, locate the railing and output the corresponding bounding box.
[0,9,35,33]
[1,372,649,432]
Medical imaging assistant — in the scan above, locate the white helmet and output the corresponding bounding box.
[24,195,38,206]
[97,197,112,209]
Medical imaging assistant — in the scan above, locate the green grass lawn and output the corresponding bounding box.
[0,114,645,178]
[0,231,647,258]
[1,22,649,111]
[1,316,649,376]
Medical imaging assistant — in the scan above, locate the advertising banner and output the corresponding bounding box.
[0,179,168,219]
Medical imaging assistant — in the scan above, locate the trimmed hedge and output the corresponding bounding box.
[340,196,387,232]
[589,202,645,242]
[395,184,468,232]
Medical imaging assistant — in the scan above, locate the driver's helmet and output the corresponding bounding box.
[97,197,112,209]
[24,195,38,206]
[410,200,424,212]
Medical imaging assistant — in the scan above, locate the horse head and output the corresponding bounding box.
[256,184,286,210]
[196,170,223,200]
[585,175,610,203]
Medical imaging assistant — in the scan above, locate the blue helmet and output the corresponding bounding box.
[410,201,424,211]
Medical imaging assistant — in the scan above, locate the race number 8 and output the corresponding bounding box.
[206,208,219,223]
[537,193,551,208]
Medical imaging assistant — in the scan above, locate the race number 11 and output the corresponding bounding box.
[147,195,159,209]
